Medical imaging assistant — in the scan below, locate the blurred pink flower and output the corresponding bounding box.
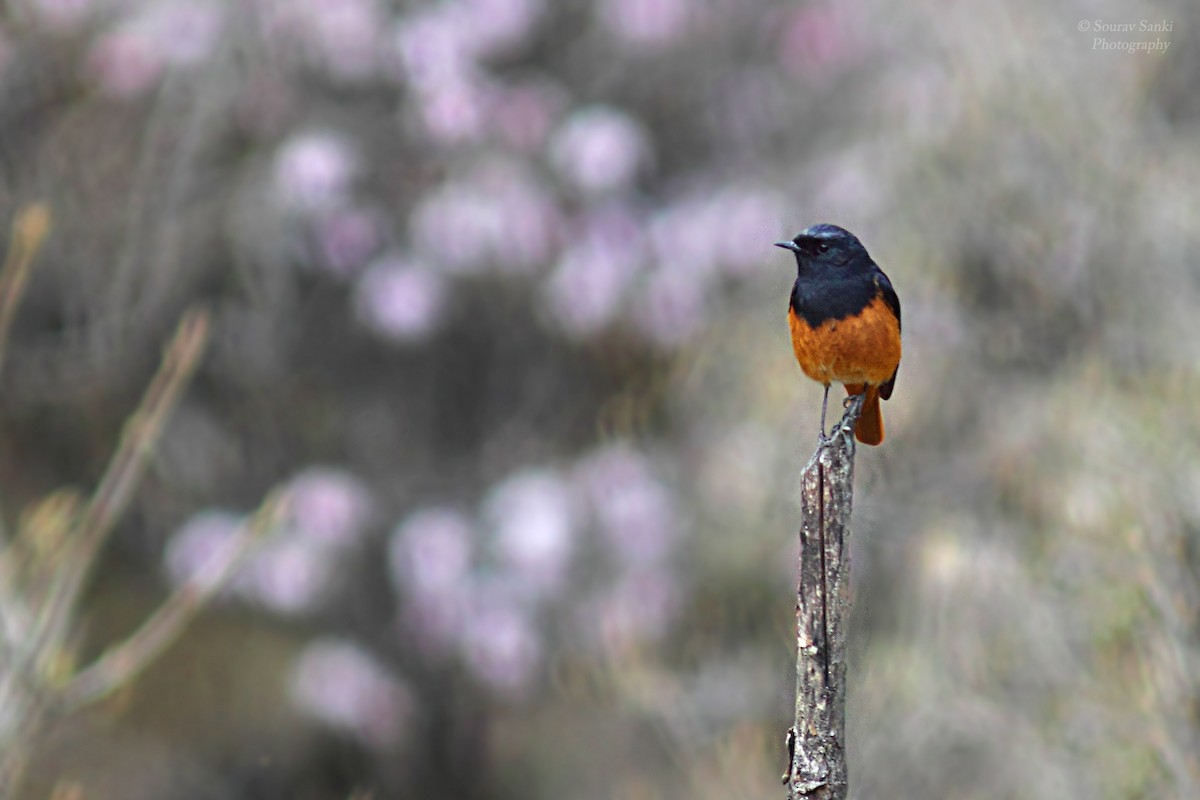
[30,0,93,32]
[302,0,384,81]
[459,0,544,58]
[414,74,489,144]
[712,67,792,146]
[489,78,566,152]
[543,245,631,336]
[137,0,223,66]
[549,105,652,195]
[649,183,785,279]
[354,256,449,343]
[397,1,544,145]
[393,0,540,86]
[164,510,244,592]
[541,204,645,336]
[402,591,471,654]
[472,160,562,272]
[777,3,863,79]
[85,30,165,98]
[389,507,475,601]
[709,184,787,276]
[597,0,689,48]
[166,510,341,613]
[483,469,577,596]
[274,132,357,212]
[410,160,561,273]
[235,76,296,137]
[259,0,384,80]
[392,6,477,88]
[314,206,381,274]
[575,445,679,567]
[460,601,542,696]
[584,567,681,648]
[409,181,498,274]
[244,537,335,614]
[648,192,722,279]
[632,265,708,348]
[805,149,878,215]
[287,468,373,547]
[289,639,413,748]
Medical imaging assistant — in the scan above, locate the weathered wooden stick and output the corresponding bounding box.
[783,396,863,800]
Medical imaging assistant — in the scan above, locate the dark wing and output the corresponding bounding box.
[873,270,900,332]
[879,368,899,401]
[873,270,901,400]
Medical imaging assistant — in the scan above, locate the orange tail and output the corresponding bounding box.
[846,385,884,446]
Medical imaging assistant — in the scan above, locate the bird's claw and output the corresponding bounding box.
[817,394,864,445]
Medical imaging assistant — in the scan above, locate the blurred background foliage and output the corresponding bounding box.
[0,0,1198,797]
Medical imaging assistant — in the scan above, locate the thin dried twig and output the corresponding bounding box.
[35,308,210,655]
[0,216,275,798]
[0,204,51,376]
[61,489,288,709]
[0,206,53,796]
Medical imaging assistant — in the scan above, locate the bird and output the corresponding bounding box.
[775,224,901,446]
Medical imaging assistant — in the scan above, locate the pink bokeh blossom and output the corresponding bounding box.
[287,467,373,547]
[708,184,787,276]
[85,30,165,99]
[354,256,449,343]
[30,0,94,32]
[631,265,708,348]
[597,0,690,48]
[303,0,384,81]
[541,204,645,336]
[274,132,358,212]
[137,0,224,67]
[459,601,543,696]
[314,206,381,274]
[458,0,544,59]
[575,445,680,567]
[409,160,561,274]
[392,6,477,88]
[583,567,681,649]
[777,3,863,80]
[549,105,652,195]
[164,511,244,592]
[483,469,577,597]
[389,507,475,601]
[289,639,414,748]
[649,183,785,280]
[489,77,566,152]
[244,537,335,614]
[413,74,489,145]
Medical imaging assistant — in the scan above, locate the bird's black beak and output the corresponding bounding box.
[774,240,800,253]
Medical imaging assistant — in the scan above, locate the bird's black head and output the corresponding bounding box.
[774,224,873,276]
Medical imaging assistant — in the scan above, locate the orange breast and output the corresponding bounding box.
[788,295,901,387]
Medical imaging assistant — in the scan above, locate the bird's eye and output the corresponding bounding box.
[818,242,830,253]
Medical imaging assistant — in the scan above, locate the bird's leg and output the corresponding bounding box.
[818,384,831,444]
[820,384,830,431]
